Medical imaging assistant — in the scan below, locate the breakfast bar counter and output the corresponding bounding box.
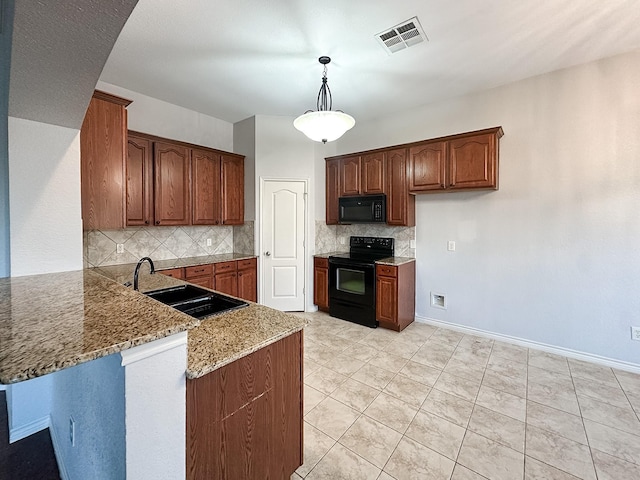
[0,264,304,384]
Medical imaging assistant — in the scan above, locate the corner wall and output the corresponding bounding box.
[0,0,14,279]
[336,50,640,366]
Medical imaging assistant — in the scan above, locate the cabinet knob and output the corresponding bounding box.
[145,220,149,225]
[215,220,219,225]
[155,220,160,225]
[264,251,271,257]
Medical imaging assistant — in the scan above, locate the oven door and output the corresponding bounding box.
[328,257,377,327]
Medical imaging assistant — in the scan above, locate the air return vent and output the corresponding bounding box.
[376,17,428,54]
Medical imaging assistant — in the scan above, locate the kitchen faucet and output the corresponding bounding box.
[133,257,155,291]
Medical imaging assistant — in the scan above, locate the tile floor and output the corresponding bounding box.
[290,311,640,480]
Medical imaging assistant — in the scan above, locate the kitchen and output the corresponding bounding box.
[3,1,640,479]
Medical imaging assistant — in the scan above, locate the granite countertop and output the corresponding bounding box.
[314,252,416,266]
[0,256,304,384]
[0,270,199,384]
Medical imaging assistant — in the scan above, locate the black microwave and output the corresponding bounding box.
[338,195,386,224]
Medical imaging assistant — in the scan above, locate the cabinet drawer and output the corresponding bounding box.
[237,258,256,270]
[215,260,237,273]
[314,257,328,269]
[376,264,397,277]
[185,264,213,278]
[159,267,184,279]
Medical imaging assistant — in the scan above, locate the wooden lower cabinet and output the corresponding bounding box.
[237,258,257,302]
[186,331,303,480]
[313,257,329,311]
[158,258,257,302]
[159,267,185,279]
[376,262,415,331]
[214,261,238,297]
[185,264,214,289]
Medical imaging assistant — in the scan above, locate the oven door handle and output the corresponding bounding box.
[329,258,376,269]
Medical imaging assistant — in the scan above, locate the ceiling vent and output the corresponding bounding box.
[376,17,428,54]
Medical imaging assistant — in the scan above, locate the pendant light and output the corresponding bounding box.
[293,56,355,143]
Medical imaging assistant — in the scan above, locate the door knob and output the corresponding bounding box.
[264,251,271,256]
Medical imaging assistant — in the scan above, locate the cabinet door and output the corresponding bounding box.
[80,95,128,230]
[220,155,244,225]
[361,152,386,195]
[192,149,221,225]
[325,159,341,225]
[215,261,238,296]
[409,141,447,192]
[126,134,153,226]
[154,142,191,226]
[237,258,257,302]
[339,156,361,196]
[448,133,497,190]
[313,259,329,311]
[376,274,398,325]
[386,148,415,226]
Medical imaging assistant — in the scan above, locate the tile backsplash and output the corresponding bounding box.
[84,221,254,268]
[315,220,416,257]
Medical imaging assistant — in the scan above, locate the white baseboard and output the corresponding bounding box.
[415,315,640,374]
[49,416,70,480]
[9,414,50,443]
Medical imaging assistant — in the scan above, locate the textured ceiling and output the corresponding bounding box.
[8,0,138,129]
[100,0,640,124]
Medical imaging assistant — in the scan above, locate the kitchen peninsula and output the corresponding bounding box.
[0,264,305,479]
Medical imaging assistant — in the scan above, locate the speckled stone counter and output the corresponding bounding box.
[0,259,304,384]
[313,253,416,266]
[375,256,416,266]
[187,304,304,379]
[93,253,257,285]
[0,270,198,384]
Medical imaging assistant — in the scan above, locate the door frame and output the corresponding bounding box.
[258,177,309,310]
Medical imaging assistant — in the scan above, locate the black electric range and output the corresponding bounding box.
[328,236,394,328]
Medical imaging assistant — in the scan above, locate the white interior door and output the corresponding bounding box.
[261,180,306,311]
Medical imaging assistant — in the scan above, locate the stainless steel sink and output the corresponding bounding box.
[144,284,248,319]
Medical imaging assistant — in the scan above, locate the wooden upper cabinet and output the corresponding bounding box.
[325,158,341,225]
[361,152,386,195]
[80,91,131,230]
[154,142,191,226]
[386,148,415,227]
[340,156,361,196]
[220,154,244,225]
[126,134,153,226]
[409,141,447,192]
[192,149,221,225]
[448,132,498,190]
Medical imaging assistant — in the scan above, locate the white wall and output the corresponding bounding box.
[252,115,339,311]
[8,117,83,276]
[335,50,640,366]
[97,81,233,152]
[6,374,52,442]
[233,116,256,222]
[50,353,125,480]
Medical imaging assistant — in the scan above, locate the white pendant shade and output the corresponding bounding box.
[293,110,355,143]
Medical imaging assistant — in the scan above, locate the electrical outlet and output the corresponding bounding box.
[632,326,640,341]
[447,241,456,251]
[339,237,346,245]
[116,243,124,254]
[410,239,416,249]
[206,238,212,247]
[69,416,76,446]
